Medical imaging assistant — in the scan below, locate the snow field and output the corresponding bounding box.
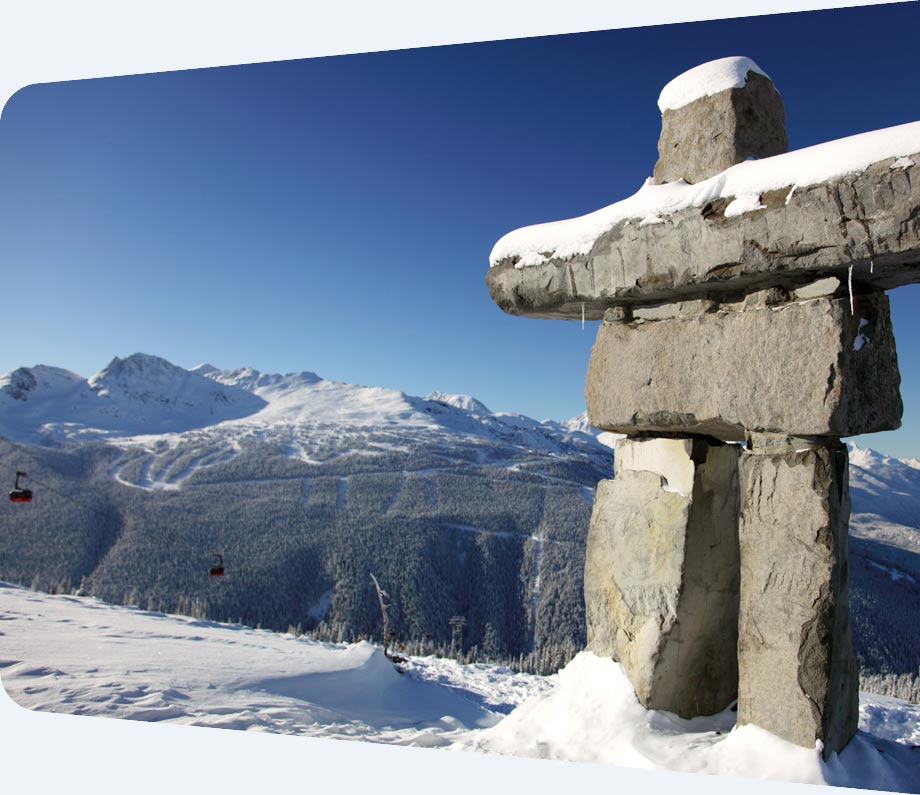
[3,583,920,791]
[0,582,550,746]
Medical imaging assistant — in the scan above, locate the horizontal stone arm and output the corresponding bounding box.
[487,154,920,319]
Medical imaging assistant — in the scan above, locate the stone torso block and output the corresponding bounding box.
[585,291,901,441]
[585,437,741,717]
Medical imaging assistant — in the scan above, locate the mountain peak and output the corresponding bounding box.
[0,365,83,402]
[203,366,322,393]
[88,353,186,392]
[426,391,491,415]
[560,411,593,435]
[0,367,37,401]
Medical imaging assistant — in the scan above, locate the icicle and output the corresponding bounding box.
[870,259,875,274]
[848,263,854,315]
[581,302,585,330]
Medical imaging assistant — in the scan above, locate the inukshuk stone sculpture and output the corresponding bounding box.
[485,56,920,758]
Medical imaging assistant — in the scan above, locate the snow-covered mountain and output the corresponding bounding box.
[849,443,920,534]
[426,390,491,415]
[0,354,608,464]
[0,354,267,443]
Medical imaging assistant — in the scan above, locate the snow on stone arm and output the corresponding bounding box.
[489,120,920,269]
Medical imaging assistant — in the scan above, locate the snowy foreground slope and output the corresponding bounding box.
[3,583,920,792]
[0,581,549,745]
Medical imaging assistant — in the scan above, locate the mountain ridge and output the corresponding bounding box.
[0,353,609,466]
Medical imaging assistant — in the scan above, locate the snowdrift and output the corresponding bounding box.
[463,652,920,792]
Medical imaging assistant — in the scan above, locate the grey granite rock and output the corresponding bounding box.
[585,437,740,717]
[585,292,901,441]
[486,154,920,319]
[654,71,788,185]
[737,443,858,757]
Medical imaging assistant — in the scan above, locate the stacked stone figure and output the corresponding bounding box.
[486,58,920,757]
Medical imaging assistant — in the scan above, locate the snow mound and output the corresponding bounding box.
[249,641,496,731]
[724,192,764,217]
[658,56,768,112]
[463,652,920,791]
[489,120,920,269]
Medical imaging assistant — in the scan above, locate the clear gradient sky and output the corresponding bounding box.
[1,3,919,456]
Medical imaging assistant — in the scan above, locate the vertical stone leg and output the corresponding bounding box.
[737,441,858,757]
[584,436,741,718]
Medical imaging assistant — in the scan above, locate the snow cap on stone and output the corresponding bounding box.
[658,56,769,112]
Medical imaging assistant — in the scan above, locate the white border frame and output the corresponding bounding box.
[0,3,904,793]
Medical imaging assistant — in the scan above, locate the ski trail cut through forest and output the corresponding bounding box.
[161,449,223,489]
[529,485,548,648]
[385,473,406,515]
[445,523,520,541]
[425,476,437,509]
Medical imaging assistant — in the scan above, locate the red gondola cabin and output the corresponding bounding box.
[9,471,32,503]
[210,554,224,577]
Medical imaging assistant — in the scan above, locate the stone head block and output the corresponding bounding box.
[585,292,902,441]
[654,70,788,185]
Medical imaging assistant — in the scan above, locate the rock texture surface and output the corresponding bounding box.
[585,437,740,717]
[654,71,787,185]
[737,444,858,757]
[486,154,920,319]
[585,292,902,441]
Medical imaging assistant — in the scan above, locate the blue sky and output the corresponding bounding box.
[1,3,919,456]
